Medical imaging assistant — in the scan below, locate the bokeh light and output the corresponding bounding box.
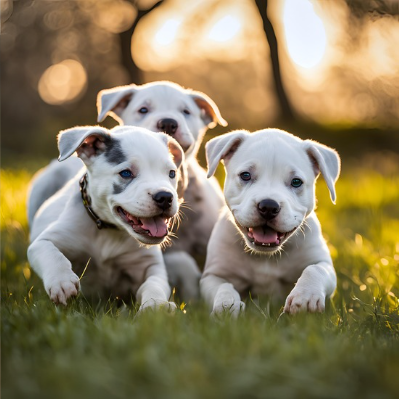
[94,0,137,34]
[154,19,182,45]
[131,3,185,72]
[3,0,399,146]
[282,0,327,69]
[207,15,241,42]
[132,0,260,71]
[38,59,87,105]
[43,9,73,31]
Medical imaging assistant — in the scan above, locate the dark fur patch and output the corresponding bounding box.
[105,139,126,165]
[113,180,132,194]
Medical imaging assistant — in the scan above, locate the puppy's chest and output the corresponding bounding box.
[249,257,303,297]
[72,234,141,287]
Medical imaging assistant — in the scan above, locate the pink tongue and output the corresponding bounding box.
[140,217,168,238]
[252,226,278,244]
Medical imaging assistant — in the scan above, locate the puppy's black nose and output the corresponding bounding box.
[152,191,173,210]
[257,199,280,220]
[157,119,178,135]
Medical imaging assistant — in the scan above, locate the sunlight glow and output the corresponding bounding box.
[132,0,258,71]
[95,1,137,34]
[38,59,87,105]
[207,15,241,42]
[283,0,327,69]
[154,19,181,45]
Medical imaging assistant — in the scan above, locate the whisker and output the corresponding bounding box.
[298,225,306,239]
[160,236,173,250]
[174,212,183,230]
[179,204,195,213]
[169,208,184,232]
[170,214,179,230]
[167,217,179,237]
[168,231,178,240]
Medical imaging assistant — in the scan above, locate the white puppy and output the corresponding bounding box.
[96,81,228,300]
[28,125,184,310]
[200,128,340,316]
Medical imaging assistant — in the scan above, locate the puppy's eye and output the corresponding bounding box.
[138,107,149,114]
[183,109,190,115]
[291,178,303,188]
[240,172,251,181]
[119,170,133,178]
[169,170,176,179]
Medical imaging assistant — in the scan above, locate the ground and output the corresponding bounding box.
[1,154,399,399]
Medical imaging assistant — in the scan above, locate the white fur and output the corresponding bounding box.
[28,125,184,310]
[96,81,228,301]
[200,128,340,316]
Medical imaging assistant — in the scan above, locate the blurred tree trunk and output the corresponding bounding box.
[345,0,399,17]
[119,0,163,84]
[254,0,295,122]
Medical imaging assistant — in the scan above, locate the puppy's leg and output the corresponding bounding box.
[164,251,201,302]
[284,262,337,314]
[136,263,177,313]
[27,239,80,305]
[200,275,245,318]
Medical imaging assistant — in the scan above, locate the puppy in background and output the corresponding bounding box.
[200,128,340,316]
[97,81,228,300]
[28,125,184,310]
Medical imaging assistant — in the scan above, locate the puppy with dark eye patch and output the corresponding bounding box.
[200,128,341,317]
[27,125,184,311]
[95,81,229,301]
[28,81,228,302]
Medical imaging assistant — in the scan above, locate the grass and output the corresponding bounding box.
[1,154,399,399]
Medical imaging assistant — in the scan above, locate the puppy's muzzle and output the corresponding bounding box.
[257,199,280,221]
[157,118,178,136]
[153,191,173,210]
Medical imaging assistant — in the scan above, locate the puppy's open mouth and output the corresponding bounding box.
[244,225,297,249]
[117,206,170,238]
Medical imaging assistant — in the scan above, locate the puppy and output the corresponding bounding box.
[96,81,228,300]
[200,128,340,316]
[28,125,184,310]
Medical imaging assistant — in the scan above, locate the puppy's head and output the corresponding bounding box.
[96,81,227,157]
[58,125,185,246]
[206,129,340,254]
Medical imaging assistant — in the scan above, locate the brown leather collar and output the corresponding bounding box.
[79,173,116,230]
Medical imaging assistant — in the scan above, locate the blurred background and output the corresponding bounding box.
[1,5,399,395]
[2,0,399,166]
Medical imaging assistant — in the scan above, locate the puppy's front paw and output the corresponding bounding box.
[45,270,80,306]
[211,299,246,319]
[138,299,177,314]
[284,287,325,314]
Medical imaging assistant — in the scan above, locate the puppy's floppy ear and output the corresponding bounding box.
[97,84,138,123]
[160,133,187,199]
[58,126,111,163]
[205,130,248,178]
[303,140,341,204]
[190,90,228,129]
[166,136,185,170]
